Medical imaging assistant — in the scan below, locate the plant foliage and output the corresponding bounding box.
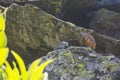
[0,6,8,48]
[3,50,53,80]
[0,6,53,80]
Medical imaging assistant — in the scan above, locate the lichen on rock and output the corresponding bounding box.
[42,46,120,80]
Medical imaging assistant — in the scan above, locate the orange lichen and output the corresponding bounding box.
[79,32,96,50]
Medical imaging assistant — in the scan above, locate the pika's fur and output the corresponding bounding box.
[79,32,96,49]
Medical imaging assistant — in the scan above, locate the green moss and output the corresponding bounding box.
[102,60,120,72]
[60,51,75,63]
[78,63,84,70]
[43,0,62,15]
[50,0,62,14]
[61,69,68,75]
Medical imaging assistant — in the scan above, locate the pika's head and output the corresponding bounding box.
[79,32,96,50]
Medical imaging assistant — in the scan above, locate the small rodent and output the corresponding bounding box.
[79,32,96,50]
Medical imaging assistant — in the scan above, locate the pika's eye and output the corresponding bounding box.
[83,38,87,44]
[82,37,85,41]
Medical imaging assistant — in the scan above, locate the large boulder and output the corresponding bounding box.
[6,4,88,64]
[42,46,120,80]
[89,8,120,40]
[0,0,98,27]
[5,4,120,64]
[1,0,120,28]
[97,0,120,6]
[0,0,97,17]
[38,0,97,17]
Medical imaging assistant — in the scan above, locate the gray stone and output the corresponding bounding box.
[97,0,120,6]
[6,4,89,64]
[0,0,97,17]
[89,8,120,40]
[41,46,120,80]
[5,4,120,64]
[36,0,97,26]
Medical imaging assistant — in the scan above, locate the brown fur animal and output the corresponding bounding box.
[79,32,96,50]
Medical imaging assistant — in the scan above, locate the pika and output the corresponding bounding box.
[79,32,96,50]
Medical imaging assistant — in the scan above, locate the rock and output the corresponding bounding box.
[91,31,120,54]
[97,0,120,6]
[41,46,120,80]
[0,0,26,2]
[5,4,120,64]
[96,0,120,12]
[54,41,69,50]
[33,0,63,17]
[6,4,90,64]
[0,0,97,17]
[0,0,98,27]
[89,8,120,40]
[38,0,97,17]
[1,0,120,28]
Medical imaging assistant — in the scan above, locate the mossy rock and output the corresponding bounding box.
[5,4,120,65]
[43,46,120,80]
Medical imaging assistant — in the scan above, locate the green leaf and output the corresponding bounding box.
[0,68,4,80]
[0,48,9,66]
[4,61,20,80]
[4,61,13,80]
[0,32,7,48]
[37,59,53,74]
[0,7,8,32]
[39,72,48,80]
[11,61,20,80]
[11,50,27,80]
[30,59,53,80]
[0,7,8,48]
[0,14,5,32]
[27,58,41,80]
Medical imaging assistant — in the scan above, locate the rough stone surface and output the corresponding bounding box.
[6,4,89,64]
[5,4,120,64]
[0,1,119,80]
[0,0,27,2]
[1,0,120,27]
[0,0,97,17]
[96,0,120,12]
[41,46,120,80]
[97,0,120,6]
[0,0,98,27]
[2,0,120,27]
[89,8,120,40]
